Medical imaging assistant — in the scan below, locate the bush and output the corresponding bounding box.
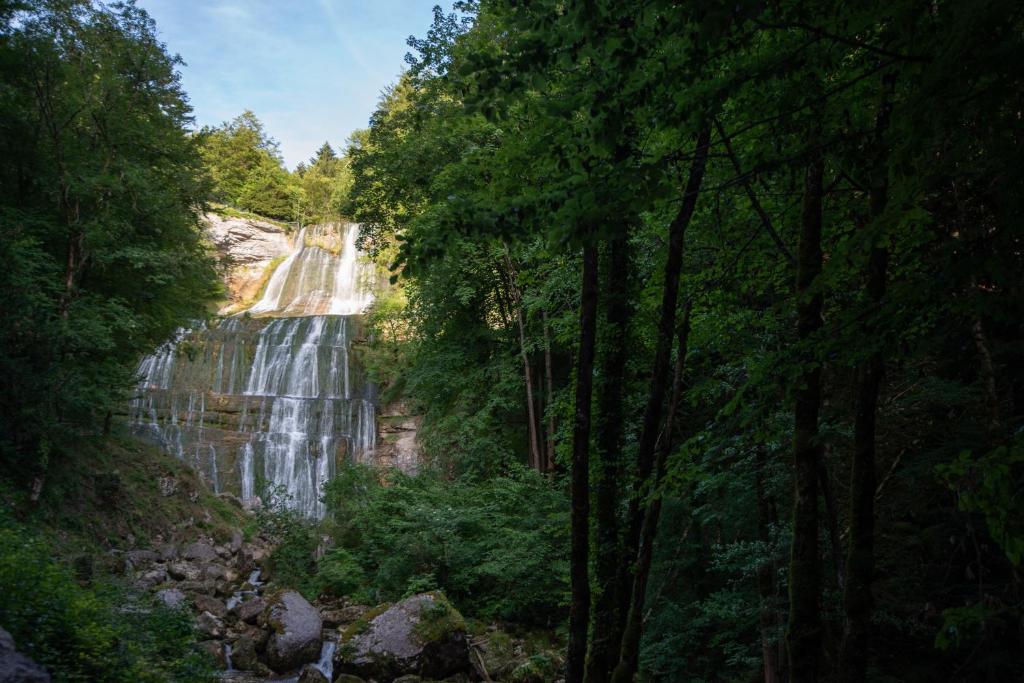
[0,509,215,682]
[321,464,569,625]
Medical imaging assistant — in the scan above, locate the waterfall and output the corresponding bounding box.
[128,222,376,517]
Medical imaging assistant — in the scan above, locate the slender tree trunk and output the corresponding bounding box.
[839,74,894,682]
[615,126,712,649]
[755,446,781,683]
[787,147,825,681]
[611,303,691,683]
[506,252,543,470]
[586,235,634,683]
[568,243,599,683]
[819,457,844,592]
[543,309,556,472]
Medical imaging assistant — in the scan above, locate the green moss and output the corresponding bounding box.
[413,592,466,643]
[340,602,391,643]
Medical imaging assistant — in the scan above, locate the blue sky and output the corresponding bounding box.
[136,0,442,168]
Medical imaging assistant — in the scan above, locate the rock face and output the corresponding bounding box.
[203,212,292,313]
[334,592,470,681]
[260,591,323,673]
[374,401,421,475]
[0,627,50,683]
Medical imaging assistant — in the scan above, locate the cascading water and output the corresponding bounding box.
[129,223,377,517]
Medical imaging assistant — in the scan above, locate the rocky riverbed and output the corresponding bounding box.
[113,526,561,683]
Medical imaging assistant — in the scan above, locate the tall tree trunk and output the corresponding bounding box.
[839,73,893,682]
[611,303,691,683]
[506,252,543,470]
[543,309,556,472]
[568,243,599,683]
[586,235,634,683]
[786,147,825,681]
[615,126,712,652]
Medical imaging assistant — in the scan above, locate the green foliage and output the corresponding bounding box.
[0,508,215,682]
[256,485,320,597]
[320,464,569,625]
[0,0,220,472]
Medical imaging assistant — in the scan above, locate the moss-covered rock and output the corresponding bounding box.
[333,592,470,681]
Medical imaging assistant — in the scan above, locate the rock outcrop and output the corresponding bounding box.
[260,590,323,673]
[0,627,50,683]
[334,592,470,681]
[203,212,291,313]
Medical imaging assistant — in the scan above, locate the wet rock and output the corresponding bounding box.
[192,594,227,618]
[167,561,201,581]
[393,676,422,683]
[183,542,219,562]
[333,676,366,683]
[155,588,187,609]
[196,611,225,639]
[297,663,328,683]
[334,592,470,681]
[259,590,323,673]
[0,626,51,682]
[235,596,266,624]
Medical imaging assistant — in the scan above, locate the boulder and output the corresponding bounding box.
[135,567,167,589]
[196,611,225,639]
[259,591,322,673]
[235,596,266,624]
[215,545,232,560]
[228,636,269,675]
[167,561,201,581]
[321,604,368,628]
[197,640,226,668]
[297,663,328,683]
[192,594,227,618]
[125,549,160,566]
[230,530,244,553]
[155,588,187,609]
[183,542,219,562]
[156,543,179,561]
[334,592,470,681]
[179,579,217,595]
[0,627,50,683]
[333,675,366,683]
[202,563,228,581]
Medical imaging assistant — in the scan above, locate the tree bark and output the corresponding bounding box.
[611,303,691,683]
[506,252,543,470]
[616,126,712,652]
[839,73,893,682]
[586,235,634,683]
[568,243,599,683]
[786,147,825,681]
[543,309,556,472]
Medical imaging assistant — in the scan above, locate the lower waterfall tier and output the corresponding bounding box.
[128,314,375,517]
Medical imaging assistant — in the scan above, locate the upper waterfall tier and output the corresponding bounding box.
[248,223,374,317]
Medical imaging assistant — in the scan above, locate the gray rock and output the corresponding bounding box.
[155,588,187,609]
[196,611,225,639]
[0,627,50,683]
[156,543,179,561]
[192,594,227,618]
[136,567,167,589]
[332,676,366,683]
[125,549,160,566]
[230,530,244,553]
[167,561,201,581]
[215,545,232,560]
[297,663,328,683]
[202,563,228,581]
[235,596,266,624]
[228,636,269,674]
[259,590,322,673]
[334,592,470,681]
[179,579,217,595]
[183,542,219,562]
[321,604,369,628]
[197,640,226,668]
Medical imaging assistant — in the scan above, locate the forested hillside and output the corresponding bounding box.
[2,0,1023,682]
